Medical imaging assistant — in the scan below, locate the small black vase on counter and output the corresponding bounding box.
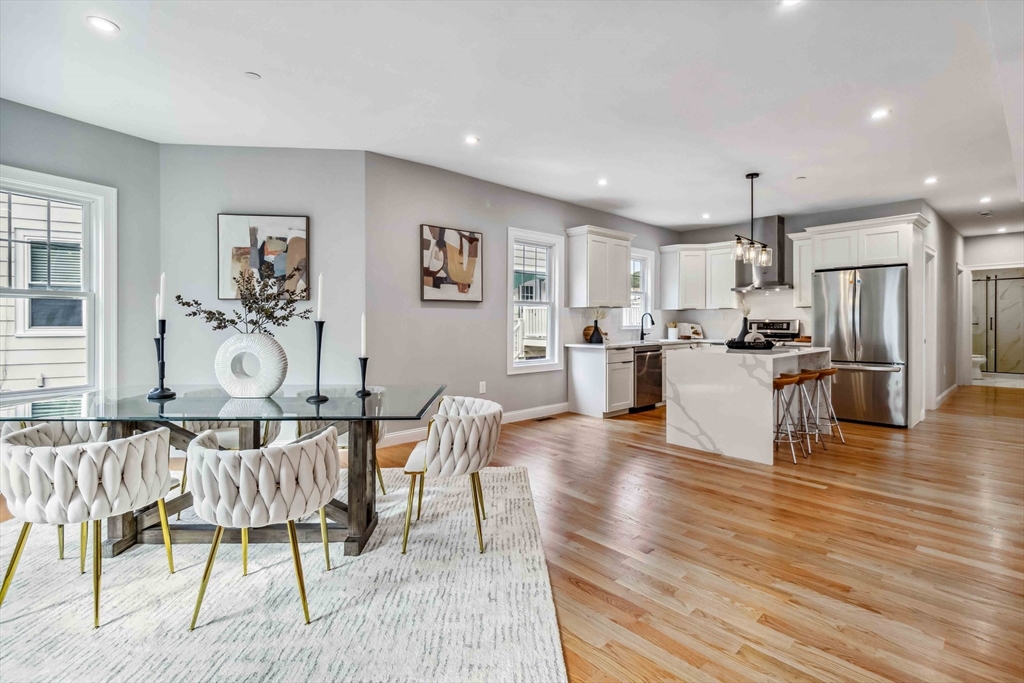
[589,319,604,344]
[734,316,749,342]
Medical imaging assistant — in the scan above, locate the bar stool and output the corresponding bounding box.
[780,372,822,453]
[811,367,845,444]
[773,375,805,464]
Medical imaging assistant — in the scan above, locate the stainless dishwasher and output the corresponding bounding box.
[632,345,663,410]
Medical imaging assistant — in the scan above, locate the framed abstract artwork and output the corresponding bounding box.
[217,214,309,300]
[421,224,483,302]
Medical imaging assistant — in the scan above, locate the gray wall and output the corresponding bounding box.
[964,232,1024,267]
[364,152,683,425]
[0,98,161,387]
[159,146,366,385]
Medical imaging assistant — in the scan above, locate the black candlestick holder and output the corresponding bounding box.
[306,320,329,404]
[356,357,371,397]
[148,319,176,401]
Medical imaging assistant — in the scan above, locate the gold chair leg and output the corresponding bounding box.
[319,508,331,571]
[469,475,484,554]
[375,458,387,496]
[57,524,64,560]
[157,498,174,574]
[286,520,311,624]
[241,528,248,576]
[80,522,88,574]
[473,472,486,520]
[92,519,101,629]
[401,473,417,554]
[190,526,224,631]
[416,473,424,520]
[0,523,31,606]
[176,465,188,521]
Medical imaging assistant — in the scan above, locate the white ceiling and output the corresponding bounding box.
[1,0,1022,238]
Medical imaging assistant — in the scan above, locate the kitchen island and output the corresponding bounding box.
[665,345,831,465]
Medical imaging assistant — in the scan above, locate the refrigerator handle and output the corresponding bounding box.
[852,271,861,361]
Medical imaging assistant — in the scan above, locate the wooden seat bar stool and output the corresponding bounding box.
[811,367,845,444]
[773,375,805,464]
[779,371,825,454]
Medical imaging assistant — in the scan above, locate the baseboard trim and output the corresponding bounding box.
[377,401,570,448]
[936,383,956,407]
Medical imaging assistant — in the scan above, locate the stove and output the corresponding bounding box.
[747,319,801,342]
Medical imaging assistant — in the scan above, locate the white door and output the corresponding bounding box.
[607,239,631,307]
[587,235,610,306]
[705,248,737,309]
[792,238,813,307]
[680,251,706,309]
[860,224,909,266]
[606,361,634,412]
[814,229,859,269]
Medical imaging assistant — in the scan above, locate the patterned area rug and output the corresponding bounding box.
[0,467,566,683]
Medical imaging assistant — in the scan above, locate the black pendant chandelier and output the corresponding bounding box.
[733,172,772,267]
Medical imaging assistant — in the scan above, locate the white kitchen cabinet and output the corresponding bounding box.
[567,346,634,417]
[859,224,910,265]
[659,245,706,310]
[814,229,859,269]
[566,225,635,308]
[606,358,635,412]
[790,235,813,308]
[705,247,738,309]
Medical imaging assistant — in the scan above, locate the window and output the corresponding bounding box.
[621,249,653,329]
[508,228,564,375]
[1,166,117,399]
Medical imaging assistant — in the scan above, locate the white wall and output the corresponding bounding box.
[159,146,366,385]
[964,232,1024,267]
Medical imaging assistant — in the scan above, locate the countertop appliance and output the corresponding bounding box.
[748,319,800,342]
[633,344,663,410]
[812,264,908,426]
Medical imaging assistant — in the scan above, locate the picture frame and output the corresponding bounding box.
[421,224,483,302]
[217,213,310,300]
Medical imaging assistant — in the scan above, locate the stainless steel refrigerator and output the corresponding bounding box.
[812,265,908,426]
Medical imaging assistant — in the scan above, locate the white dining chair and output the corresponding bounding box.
[186,426,340,629]
[401,397,503,554]
[297,419,388,494]
[0,423,175,628]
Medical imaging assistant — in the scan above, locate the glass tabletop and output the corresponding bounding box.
[0,384,446,422]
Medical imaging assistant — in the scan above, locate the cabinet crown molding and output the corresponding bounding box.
[658,240,733,253]
[801,212,930,235]
[565,225,636,241]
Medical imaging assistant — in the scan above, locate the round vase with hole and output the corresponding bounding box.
[214,333,288,398]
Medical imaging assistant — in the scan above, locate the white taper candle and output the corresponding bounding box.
[360,313,367,357]
[155,294,160,331]
[158,273,166,320]
[316,273,323,321]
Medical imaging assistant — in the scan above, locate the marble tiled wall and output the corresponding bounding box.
[972,268,1024,374]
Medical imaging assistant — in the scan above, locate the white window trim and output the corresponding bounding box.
[1,165,117,400]
[507,227,564,375]
[621,247,654,329]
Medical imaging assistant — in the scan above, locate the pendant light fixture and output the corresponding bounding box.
[732,172,772,267]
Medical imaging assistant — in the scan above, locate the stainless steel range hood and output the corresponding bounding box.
[731,215,792,292]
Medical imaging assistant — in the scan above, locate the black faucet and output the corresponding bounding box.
[639,312,655,342]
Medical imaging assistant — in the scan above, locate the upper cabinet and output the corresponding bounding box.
[814,229,859,269]
[789,235,813,308]
[659,242,735,310]
[566,225,635,308]
[859,223,911,266]
[805,214,927,271]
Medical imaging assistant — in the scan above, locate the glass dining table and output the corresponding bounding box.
[0,383,445,557]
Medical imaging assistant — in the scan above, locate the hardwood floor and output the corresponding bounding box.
[378,385,1024,683]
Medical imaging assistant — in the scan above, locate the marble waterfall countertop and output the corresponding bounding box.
[664,345,830,465]
[564,339,728,349]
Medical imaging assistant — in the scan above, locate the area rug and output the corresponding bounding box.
[0,467,567,683]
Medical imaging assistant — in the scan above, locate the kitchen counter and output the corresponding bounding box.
[564,339,727,349]
[664,345,831,465]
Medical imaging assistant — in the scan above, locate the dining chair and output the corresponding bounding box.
[186,425,340,630]
[297,419,388,494]
[401,397,503,554]
[0,423,175,628]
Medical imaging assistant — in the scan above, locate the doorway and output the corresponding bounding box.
[972,268,1024,375]
[924,249,937,409]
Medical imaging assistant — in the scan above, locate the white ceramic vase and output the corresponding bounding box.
[214,333,288,398]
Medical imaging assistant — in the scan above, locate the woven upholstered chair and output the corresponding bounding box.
[296,419,387,494]
[0,424,175,628]
[0,420,109,565]
[187,426,340,629]
[402,397,503,554]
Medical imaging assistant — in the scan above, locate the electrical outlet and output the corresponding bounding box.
[479,381,486,394]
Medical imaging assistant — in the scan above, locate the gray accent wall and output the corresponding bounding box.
[964,232,1024,267]
[0,98,161,387]
[158,146,366,385]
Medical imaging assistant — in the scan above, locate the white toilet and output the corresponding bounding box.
[971,354,987,380]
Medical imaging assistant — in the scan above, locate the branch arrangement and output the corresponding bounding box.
[176,264,312,336]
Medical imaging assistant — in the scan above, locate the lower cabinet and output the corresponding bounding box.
[606,359,635,413]
[567,347,634,417]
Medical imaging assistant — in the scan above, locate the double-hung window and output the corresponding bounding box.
[621,249,653,329]
[0,166,117,399]
[508,227,564,374]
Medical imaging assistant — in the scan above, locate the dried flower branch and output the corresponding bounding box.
[176,264,311,336]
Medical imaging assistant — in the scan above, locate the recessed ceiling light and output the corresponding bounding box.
[780,0,802,6]
[924,176,937,184]
[244,72,261,80]
[870,108,890,120]
[702,213,711,219]
[597,178,608,186]
[86,16,120,33]
[464,135,479,145]
[997,227,1007,232]
[980,196,992,203]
